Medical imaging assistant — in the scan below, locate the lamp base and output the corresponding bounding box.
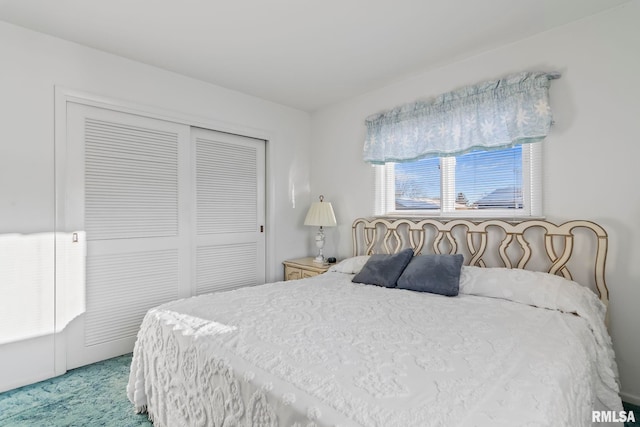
[312,255,327,265]
[313,227,326,264]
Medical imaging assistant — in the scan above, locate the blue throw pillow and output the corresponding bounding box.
[396,254,464,296]
[351,248,414,288]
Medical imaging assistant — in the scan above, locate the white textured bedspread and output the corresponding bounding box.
[127,272,621,427]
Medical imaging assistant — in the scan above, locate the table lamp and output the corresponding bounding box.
[304,195,337,264]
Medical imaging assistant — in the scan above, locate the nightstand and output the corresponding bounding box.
[282,257,332,281]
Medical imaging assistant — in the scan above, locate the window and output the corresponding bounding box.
[365,72,557,218]
[375,143,541,218]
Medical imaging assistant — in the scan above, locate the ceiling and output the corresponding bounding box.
[0,0,629,111]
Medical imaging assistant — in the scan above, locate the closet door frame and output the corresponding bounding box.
[54,86,276,376]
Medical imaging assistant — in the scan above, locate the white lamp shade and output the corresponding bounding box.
[304,200,337,227]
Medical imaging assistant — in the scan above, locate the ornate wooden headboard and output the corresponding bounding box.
[352,218,609,305]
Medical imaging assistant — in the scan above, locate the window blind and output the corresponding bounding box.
[375,143,542,219]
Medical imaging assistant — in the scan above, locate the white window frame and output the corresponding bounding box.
[374,143,542,219]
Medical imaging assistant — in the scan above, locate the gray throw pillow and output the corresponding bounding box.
[351,248,414,288]
[396,254,464,296]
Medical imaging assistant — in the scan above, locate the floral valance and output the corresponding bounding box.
[363,71,560,164]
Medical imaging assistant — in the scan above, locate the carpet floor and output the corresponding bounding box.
[0,353,638,426]
[0,354,151,427]
[624,402,640,427]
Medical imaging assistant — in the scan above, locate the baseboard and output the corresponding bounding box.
[621,390,640,406]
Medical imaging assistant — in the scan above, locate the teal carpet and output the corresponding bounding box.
[625,402,640,427]
[0,354,151,427]
[0,353,638,426]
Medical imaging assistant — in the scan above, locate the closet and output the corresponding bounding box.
[61,102,265,368]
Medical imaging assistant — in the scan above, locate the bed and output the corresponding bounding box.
[127,218,623,427]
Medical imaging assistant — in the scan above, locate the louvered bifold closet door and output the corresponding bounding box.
[65,103,191,368]
[193,128,265,295]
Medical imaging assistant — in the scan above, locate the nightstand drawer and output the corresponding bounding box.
[282,257,332,281]
[284,266,320,281]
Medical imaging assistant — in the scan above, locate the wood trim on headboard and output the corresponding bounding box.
[352,218,609,305]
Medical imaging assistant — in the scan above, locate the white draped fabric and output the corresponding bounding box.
[128,270,621,427]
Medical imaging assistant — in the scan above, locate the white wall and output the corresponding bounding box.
[310,2,640,403]
[0,20,312,274]
[0,21,311,389]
